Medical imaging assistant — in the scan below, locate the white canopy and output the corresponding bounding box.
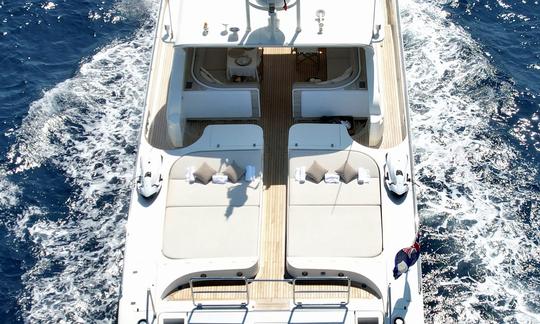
[169,0,378,47]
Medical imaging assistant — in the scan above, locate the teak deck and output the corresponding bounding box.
[146,0,406,304]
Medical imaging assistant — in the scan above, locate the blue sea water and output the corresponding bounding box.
[0,0,538,323]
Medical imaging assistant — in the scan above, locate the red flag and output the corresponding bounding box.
[283,0,288,11]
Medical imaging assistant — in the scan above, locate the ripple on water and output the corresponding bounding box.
[6,0,156,321]
[402,0,540,322]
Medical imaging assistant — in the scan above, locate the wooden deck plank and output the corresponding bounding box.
[377,24,406,148]
[254,48,292,301]
[146,21,175,149]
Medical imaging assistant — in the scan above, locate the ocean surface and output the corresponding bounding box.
[0,0,538,322]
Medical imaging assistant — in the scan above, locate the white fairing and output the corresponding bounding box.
[385,151,410,196]
[137,153,163,198]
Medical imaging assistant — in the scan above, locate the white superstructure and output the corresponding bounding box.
[118,0,424,323]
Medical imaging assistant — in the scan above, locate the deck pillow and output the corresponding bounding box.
[336,161,357,183]
[223,160,245,183]
[306,161,327,184]
[194,162,216,184]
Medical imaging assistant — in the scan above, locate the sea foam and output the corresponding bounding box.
[9,0,157,321]
[402,0,540,322]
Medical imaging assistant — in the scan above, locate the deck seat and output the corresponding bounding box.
[287,205,382,258]
[192,48,260,86]
[163,206,260,259]
[164,149,263,259]
[157,125,264,298]
[288,149,380,205]
[286,141,384,291]
[167,180,260,207]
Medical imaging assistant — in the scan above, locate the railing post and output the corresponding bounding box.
[296,0,301,32]
[244,277,250,306]
[292,277,350,307]
[387,283,392,319]
[146,288,156,324]
[189,279,198,307]
[245,0,252,32]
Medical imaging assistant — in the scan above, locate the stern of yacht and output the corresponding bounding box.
[118,0,424,323]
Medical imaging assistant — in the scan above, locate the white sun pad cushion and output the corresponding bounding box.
[163,206,259,259]
[287,205,382,258]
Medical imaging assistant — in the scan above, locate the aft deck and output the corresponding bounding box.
[147,35,406,151]
[166,47,393,302]
[145,0,407,306]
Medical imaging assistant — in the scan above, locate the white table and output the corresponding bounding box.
[226,48,260,81]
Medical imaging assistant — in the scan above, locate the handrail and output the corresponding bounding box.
[386,283,392,320]
[146,288,157,324]
[292,277,351,306]
[188,276,351,308]
[190,277,249,307]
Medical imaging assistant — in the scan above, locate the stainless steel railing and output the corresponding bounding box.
[146,288,157,324]
[188,276,351,308]
[189,277,250,307]
[292,277,351,306]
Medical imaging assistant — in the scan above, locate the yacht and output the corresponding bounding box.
[118,0,423,323]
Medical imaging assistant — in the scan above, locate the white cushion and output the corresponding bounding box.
[170,150,262,180]
[289,179,380,205]
[289,150,379,181]
[163,206,259,259]
[287,205,382,258]
[167,180,260,207]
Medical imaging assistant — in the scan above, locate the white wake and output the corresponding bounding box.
[7,0,157,321]
[402,0,540,322]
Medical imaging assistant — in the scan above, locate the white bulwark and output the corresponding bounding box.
[118,0,424,323]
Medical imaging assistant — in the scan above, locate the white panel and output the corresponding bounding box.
[288,124,342,148]
[174,0,376,47]
[163,206,259,259]
[183,91,253,118]
[287,205,382,258]
[207,124,263,148]
[166,48,186,147]
[300,90,370,117]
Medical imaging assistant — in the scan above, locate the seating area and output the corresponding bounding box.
[286,149,383,260]
[293,47,360,86]
[163,149,263,260]
[191,47,262,85]
[288,149,380,205]
[190,47,361,88]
